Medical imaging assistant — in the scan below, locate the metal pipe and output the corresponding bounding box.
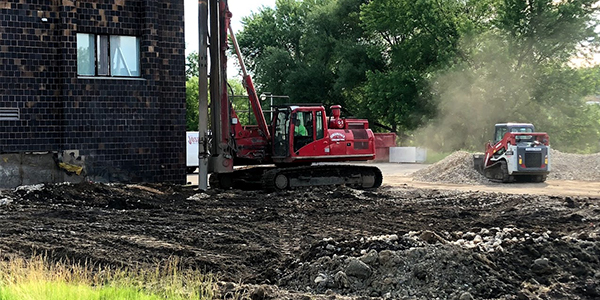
[209,0,221,158]
[197,0,209,190]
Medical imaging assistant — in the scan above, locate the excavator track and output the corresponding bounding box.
[262,165,383,191]
[480,160,547,183]
[210,165,383,191]
[483,160,514,183]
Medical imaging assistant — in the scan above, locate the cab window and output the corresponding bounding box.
[293,111,314,152]
[316,111,324,140]
[495,127,508,143]
[510,127,533,133]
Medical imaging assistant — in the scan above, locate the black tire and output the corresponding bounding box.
[261,169,278,192]
[533,175,547,183]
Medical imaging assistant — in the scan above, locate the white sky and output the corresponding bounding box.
[184,0,276,55]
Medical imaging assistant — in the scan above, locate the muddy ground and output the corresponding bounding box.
[0,174,599,299]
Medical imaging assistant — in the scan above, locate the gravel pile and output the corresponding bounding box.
[413,149,600,184]
[549,149,600,181]
[412,151,489,184]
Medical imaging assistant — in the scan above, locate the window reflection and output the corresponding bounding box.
[110,36,140,76]
[76,33,95,76]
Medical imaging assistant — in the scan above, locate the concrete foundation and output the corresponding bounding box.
[0,152,83,189]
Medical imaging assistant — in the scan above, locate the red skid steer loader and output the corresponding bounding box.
[473,123,550,183]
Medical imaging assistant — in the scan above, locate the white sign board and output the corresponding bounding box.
[186,131,199,168]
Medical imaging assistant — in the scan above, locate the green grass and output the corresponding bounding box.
[0,281,166,300]
[0,255,222,300]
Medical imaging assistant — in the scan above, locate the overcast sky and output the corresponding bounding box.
[184,0,276,55]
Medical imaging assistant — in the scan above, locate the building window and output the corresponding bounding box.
[77,33,141,77]
[77,33,95,76]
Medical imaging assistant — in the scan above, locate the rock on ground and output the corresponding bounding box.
[548,149,600,181]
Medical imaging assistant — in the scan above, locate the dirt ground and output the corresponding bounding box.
[1,164,599,299]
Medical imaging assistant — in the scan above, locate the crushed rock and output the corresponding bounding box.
[14,184,45,194]
[413,149,600,184]
[548,149,600,181]
[412,151,489,184]
[279,228,600,299]
[187,193,211,201]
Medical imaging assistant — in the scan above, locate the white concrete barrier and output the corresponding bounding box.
[389,147,427,163]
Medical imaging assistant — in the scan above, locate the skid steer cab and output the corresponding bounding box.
[271,105,376,164]
[473,123,550,183]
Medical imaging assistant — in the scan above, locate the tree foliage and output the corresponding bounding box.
[232,0,600,152]
[413,0,600,152]
[186,52,199,80]
[185,76,199,131]
[237,0,381,109]
[185,51,251,131]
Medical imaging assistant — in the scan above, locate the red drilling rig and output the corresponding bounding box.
[197,0,382,190]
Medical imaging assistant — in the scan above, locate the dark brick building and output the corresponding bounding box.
[0,0,186,185]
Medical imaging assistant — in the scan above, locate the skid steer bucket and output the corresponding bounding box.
[473,154,485,175]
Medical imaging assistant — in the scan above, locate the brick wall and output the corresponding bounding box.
[0,0,186,184]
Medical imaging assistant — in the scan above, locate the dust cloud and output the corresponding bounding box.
[413,43,537,151]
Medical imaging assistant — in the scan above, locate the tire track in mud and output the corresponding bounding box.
[0,182,598,299]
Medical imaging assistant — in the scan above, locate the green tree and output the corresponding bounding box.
[186,77,199,131]
[358,0,471,135]
[237,0,472,136]
[186,52,199,80]
[413,0,600,152]
[236,0,600,152]
[497,0,599,68]
[185,76,251,131]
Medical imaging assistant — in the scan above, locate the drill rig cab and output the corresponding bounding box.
[271,105,376,164]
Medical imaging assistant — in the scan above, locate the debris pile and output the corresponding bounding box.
[279,226,600,299]
[1,181,599,299]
